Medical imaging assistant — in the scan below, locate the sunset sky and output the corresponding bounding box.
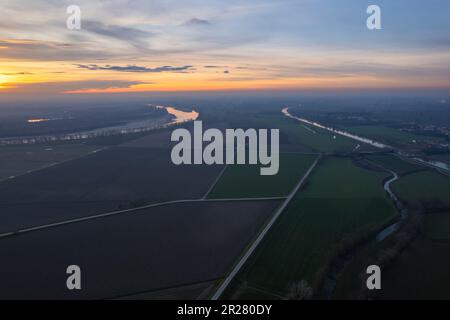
[1,0,450,95]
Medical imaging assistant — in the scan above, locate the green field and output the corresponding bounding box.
[344,125,442,148]
[334,173,450,299]
[208,153,317,198]
[365,154,424,175]
[380,235,450,299]
[379,212,450,300]
[0,143,102,181]
[225,156,397,299]
[424,213,450,241]
[332,233,384,299]
[392,170,450,208]
[333,229,450,300]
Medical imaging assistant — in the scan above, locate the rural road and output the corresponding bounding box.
[0,196,287,239]
[210,155,321,300]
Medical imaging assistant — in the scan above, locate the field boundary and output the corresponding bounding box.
[202,164,228,199]
[0,196,286,239]
[394,154,450,178]
[105,278,220,300]
[0,147,108,183]
[210,154,321,300]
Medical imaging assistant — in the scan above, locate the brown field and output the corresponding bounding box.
[0,199,280,299]
[0,146,223,233]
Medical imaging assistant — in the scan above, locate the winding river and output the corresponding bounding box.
[282,107,429,298]
[158,106,199,125]
[283,105,450,298]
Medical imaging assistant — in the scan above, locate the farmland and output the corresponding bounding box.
[223,156,397,299]
[0,143,102,181]
[344,125,443,148]
[208,153,317,198]
[334,170,450,300]
[0,199,280,299]
[252,115,369,153]
[424,213,450,241]
[372,174,450,299]
[392,170,450,208]
[1,97,449,301]
[330,225,449,300]
[0,145,223,233]
[380,234,450,299]
[364,154,424,176]
[121,130,173,149]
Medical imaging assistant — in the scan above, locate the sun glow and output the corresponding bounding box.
[0,74,9,89]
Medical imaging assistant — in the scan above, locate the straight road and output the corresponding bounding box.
[211,155,321,300]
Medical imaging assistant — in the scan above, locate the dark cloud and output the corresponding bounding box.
[0,37,197,61]
[82,20,154,47]
[82,20,154,39]
[183,18,211,26]
[74,64,194,73]
[0,39,117,61]
[204,65,228,68]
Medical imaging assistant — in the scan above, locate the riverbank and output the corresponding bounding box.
[0,105,199,146]
[282,107,450,174]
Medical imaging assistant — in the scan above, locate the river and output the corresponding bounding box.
[159,106,199,125]
[1,105,199,146]
[282,106,439,298]
[282,107,450,173]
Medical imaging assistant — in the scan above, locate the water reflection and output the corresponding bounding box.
[282,107,450,173]
[27,118,50,123]
[282,107,390,149]
[5,105,199,146]
[165,107,199,124]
